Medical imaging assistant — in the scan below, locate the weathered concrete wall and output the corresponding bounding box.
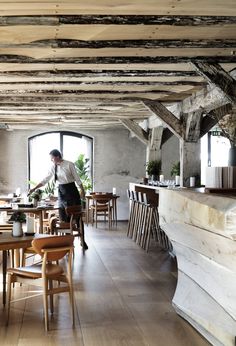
[91,129,146,219]
[0,127,146,220]
[0,130,28,193]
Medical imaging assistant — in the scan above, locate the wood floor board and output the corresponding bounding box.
[0,222,210,345]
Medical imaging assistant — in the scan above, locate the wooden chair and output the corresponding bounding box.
[90,193,113,228]
[49,205,87,250]
[0,224,17,268]
[6,235,75,331]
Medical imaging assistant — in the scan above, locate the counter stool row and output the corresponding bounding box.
[127,190,172,252]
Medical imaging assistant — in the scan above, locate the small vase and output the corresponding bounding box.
[175,175,180,185]
[33,198,38,207]
[12,222,23,237]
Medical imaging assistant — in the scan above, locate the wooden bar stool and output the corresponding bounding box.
[127,190,138,239]
[136,192,147,246]
[139,194,153,251]
[131,191,141,242]
[127,190,134,238]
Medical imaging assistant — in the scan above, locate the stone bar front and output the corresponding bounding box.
[159,188,236,346]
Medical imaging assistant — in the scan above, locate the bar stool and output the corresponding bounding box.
[127,190,150,244]
[139,193,154,251]
[126,189,172,253]
[127,190,133,238]
[135,192,148,246]
[133,192,159,252]
[127,190,138,239]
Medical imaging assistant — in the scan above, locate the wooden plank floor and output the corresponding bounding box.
[0,222,210,346]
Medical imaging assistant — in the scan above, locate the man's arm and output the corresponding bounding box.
[28,166,54,196]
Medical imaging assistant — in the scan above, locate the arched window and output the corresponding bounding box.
[28,131,93,185]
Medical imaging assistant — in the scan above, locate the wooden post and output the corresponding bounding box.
[180,139,201,187]
[146,126,163,164]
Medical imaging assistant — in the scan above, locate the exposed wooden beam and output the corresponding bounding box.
[143,100,185,139]
[2,39,235,49]
[0,81,206,86]
[0,56,235,64]
[0,70,199,77]
[0,15,235,26]
[119,119,148,145]
[185,109,203,142]
[200,103,233,137]
[192,62,236,102]
[161,128,174,145]
[0,90,177,96]
[0,94,178,103]
[150,126,163,150]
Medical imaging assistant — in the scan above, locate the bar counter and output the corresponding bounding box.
[130,183,236,346]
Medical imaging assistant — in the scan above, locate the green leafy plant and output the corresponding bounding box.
[29,189,43,201]
[29,180,55,198]
[171,161,180,177]
[74,154,92,193]
[44,180,55,196]
[146,160,162,177]
[9,211,26,223]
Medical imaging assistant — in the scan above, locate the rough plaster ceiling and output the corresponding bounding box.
[0,1,235,131]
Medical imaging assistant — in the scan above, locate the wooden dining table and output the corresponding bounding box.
[0,206,58,307]
[85,193,120,225]
[0,205,58,234]
[0,231,56,306]
[0,232,34,306]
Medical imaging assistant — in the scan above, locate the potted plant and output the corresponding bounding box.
[29,188,43,206]
[9,211,26,237]
[74,154,92,194]
[146,160,162,181]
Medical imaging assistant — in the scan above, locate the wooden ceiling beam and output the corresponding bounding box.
[143,100,185,139]
[192,62,236,102]
[0,70,199,77]
[185,109,203,142]
[0,95,177,102]
[0,81,206,87]
[2,39,235,49]
[0,56,235,64]
[0,15,235,26]
[119,119,149,145]
[200,103,233,138]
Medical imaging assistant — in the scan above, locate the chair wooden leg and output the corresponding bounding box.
[10,250,14,268]
[43,277,49,331]
[6,273,13,325]
[49,279,54,314]
[68,251,75,327]
[95,208,98,228]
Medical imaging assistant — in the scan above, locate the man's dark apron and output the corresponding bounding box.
[58,182,81,222]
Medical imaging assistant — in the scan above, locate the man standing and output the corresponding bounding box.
[28,149,88,249]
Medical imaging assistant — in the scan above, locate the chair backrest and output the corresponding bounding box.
[32,235,74,261]
[91,193,113,205]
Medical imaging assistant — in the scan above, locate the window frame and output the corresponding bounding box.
[28,130,93,187]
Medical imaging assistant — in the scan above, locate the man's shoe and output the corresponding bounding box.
[81,241,88,250]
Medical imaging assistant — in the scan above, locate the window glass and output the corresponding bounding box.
[29,132,93,184]
[29,133,60,183]
[201,133,230,185]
